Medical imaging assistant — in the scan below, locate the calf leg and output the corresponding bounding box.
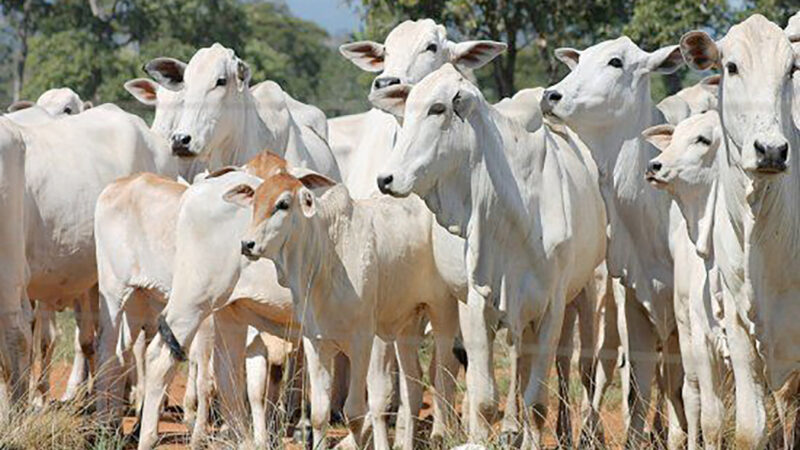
[304,337,333,449]
[63,288,97,402]
[661,331,687,450]
[556,302,578,448]
[211,308,249,440]
[246,331,269,448]
[342,336,371,449]
[0,303,32,419]
[30,302,55,408]
[428,300,460,443]
[367,336,395,450]
[188,317,214,448]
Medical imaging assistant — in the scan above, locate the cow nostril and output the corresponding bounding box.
[377,174,393,193]
[778,143,788,162]
[374,77,401,90]
[547,90,563,103]
[241,240,255,255]
[649,161,662,173]
[181,135,191,145]
[754,141,766,156]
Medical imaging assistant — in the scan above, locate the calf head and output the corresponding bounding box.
[541,36,683,129]
[36,88,90,116]
[682,14,797,176]
[224,172,335,262]
[375,64,482,234]
[146,44,251,158]
[643,111,722,256]
[340,19,505,100]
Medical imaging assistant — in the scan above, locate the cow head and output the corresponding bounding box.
[340,19,505,99]
[375,65,480,232]
[224,172,335,261]
[657,75,720,125]
[541,37,683,130]
[125,77,184,139]
[146,44,251,159]
[36,88,89,117]
[682,15,797,176]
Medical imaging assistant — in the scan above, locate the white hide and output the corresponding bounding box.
[656,75,720,125]
[681,15,800,448]
[375,65,606,444]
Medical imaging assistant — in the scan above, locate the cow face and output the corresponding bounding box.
[541,37,683,129]
[225,172,330,262]
[147,45,250,159]
[341,19,505,97]
[682,15,797,176]
[375,65,477,211]
[643,111,722,197]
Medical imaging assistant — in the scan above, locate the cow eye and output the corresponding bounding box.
[695,135,712,146]
[608,57,623,68]
[726,62,738,75]
[216,77,228,87]
[63,107,72,114]
[275,199,290,211]
[425,43,438,53]
[428,103,446,116]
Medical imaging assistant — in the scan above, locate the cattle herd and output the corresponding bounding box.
[0,10,798,450]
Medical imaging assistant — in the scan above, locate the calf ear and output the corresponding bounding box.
[144,57,186,91]
[642,124,675,152]
[236,59,251,92]
[452,89,476,121]
[554,48,581,70]
[699,74,721,94]
[223,184,255,207]
[340,41,385,72]
[646,45,684,74]
[82,100,93,110]
[298,188,316,218]
[124,78,158,106]
[369,84,411,118]
[656,95,691,125]
[451,40,507,70]
[680,31,719,71]
[289,168,337,190]
[7,100,34,112]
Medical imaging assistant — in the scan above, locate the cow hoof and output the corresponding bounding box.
[292,420,312,448]
[330,410,345,425]
[498,430,521,448]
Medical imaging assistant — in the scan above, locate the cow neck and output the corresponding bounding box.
[673,173,718,259]
[210,90,284,171]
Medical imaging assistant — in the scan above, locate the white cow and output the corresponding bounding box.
[541,37,688,447]
[326,112,367,181]
[229,170,461,450]
[375,64,607,447]
[656,75,719,125]
[786,12,800,129]
[7,87,91,117]
[643,111,728,449]
[0,119,31,416]
[681,15,799,448]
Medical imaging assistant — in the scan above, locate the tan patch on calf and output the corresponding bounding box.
[251,172,303,226]
[244,150,288,179]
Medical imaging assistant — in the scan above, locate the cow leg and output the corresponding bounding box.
[211,308,249,440]
[95,286,136,424]
[367,335,395,450]
[330,352,349,423]
[428,299,460,443]
[30,302,55,408]
[661,331,687,450]
[304,337,334,449]
[246,330,269,448]
[581,273,621,447]
[556,302,578,448]
[460,294,498,442]
[340,336,371,449]
[724,297,767,450]
[264,352,285,443]
[393,319,425,449]
[63,288,97,402]
[521,292,567,449]
[501,323,534,444]
[0,300,32,418]
[622,289,659,450]
[187,317,214,448]
[575,284,598,446]
[695,334,725,450]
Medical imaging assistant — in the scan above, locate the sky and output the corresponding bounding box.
[284,0,362,36]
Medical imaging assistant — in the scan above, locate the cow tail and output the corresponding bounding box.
[157,315,187,362]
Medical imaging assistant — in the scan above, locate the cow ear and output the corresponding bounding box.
[646,45,684,74]
[223,184,255,207]
[656,95,691,125]
[82,100,93,110]
[339,41,385,72]
[7,100,34,113]
[642,124,675,152]
[236,59,251,92]
[369,84,411,118]
[554,48,581,70]
[298,188,316,218]
[452,89,476,121]
[124,78,159,106]
[144,57,186,91]
[680,31,720,71]
[451,40,507,70]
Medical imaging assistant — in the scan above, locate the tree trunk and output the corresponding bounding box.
[12,1,33,102]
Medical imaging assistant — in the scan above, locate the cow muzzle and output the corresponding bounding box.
[171,133,194,157]
[753,138,789,175]
[241,240,259,261]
